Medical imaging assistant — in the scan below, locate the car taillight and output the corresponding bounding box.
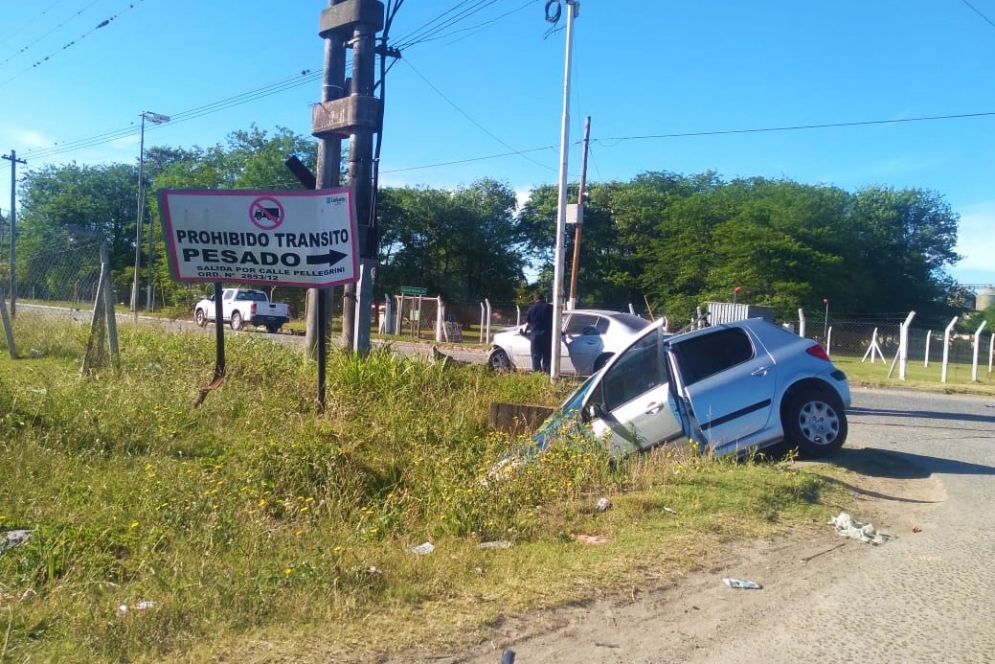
[251,302,257,315]
[806,344,830,361]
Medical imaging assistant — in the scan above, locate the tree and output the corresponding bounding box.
[847,186,961,321]
[17,163,138,302]
[377,179,526,302]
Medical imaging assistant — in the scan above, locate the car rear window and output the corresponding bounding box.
[564,313,604,335]
[672,327,754,386]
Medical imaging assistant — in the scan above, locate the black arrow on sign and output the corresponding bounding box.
[306,249,348,267]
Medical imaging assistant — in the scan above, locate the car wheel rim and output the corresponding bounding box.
[489,351,511,371]
[797,400,840,446]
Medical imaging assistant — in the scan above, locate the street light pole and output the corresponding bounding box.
[823,298,829,343]
[550,0,578,380]
[131,111,170,314]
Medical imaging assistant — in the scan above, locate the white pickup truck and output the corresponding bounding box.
[194,288,291,333]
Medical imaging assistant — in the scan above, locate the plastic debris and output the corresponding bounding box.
[573,534,609,546]
[0,530,32,555]
[595,497,611,512]
[117,600,156,616]
[723,578,762,590]
[409,542,435,555]
[829,512,887,545]
[478,540,512,550]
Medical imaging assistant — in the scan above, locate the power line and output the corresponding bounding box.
[401,57,557,172]
[381,145,556,174]
[958,0,995,30]
[0,0,149,89]
[0,0,99,67]
[394,0,504,50]
[21,67,331,161]
[435,0,537,47]
[383,109,995,174]
[594,110,995,145]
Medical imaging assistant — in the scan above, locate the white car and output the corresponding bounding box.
[531,317,851,459]
[486,309,652,376]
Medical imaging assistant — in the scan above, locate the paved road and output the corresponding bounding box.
[454,387,995,664]
[692,387,995,664]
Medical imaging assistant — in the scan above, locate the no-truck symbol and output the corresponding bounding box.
[248,196,285,231]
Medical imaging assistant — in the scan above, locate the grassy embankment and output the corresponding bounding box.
[1,315,841,662]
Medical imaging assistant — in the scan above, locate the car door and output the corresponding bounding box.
[668,326,777,456]
[562,312,604,375]
[583,324,686,457]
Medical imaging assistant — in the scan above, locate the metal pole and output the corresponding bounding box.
[131,114,146,315]
[551,0,578,380]
[350,19,377,354]
[2,150,25,317]
[567,115,590,310]
[823,299,829,344]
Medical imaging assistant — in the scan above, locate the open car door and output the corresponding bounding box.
[582,323,687,457]
[668,325,777,456]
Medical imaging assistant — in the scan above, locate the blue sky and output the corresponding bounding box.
[1,0,994,288]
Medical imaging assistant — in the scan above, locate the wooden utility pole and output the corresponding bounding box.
[568,116,591,309]
[2,150,25,317]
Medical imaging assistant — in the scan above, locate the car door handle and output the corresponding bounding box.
[751,366,770,377]
[644,401,663,415]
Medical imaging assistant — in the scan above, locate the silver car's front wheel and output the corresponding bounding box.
[784,390,847,457]
[487,348,513,372]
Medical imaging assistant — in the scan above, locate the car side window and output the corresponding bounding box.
[672,328,754,386]
[223,291,234,301]
[565,313,599,335]
[597,329,669,411]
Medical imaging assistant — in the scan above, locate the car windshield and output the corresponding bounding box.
[532,374,599,452]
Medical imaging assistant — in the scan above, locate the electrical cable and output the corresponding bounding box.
[0,0,148,88]
[21,67,335,160]
[394,0,502,51]
[594,110,995,145]
[958,0,995,30]
[400,57,558,172]
[0,0,99,67]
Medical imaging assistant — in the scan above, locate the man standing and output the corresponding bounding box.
[525,292,554,373]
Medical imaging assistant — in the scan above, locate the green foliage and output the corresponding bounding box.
[377,178,527,301]
[521,173,964,322]
[0,326,829,661]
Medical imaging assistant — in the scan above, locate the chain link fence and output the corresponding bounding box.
[0,237,107,361]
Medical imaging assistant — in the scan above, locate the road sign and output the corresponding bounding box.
[157,188,358,288]
[400,286,427,295]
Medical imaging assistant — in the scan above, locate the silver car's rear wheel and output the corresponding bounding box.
[784,389,847,457]
[487,348,513,372]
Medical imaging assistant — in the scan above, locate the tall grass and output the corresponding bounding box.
[0,321,829,662]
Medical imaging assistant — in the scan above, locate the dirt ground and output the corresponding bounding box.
[398,445,946,664]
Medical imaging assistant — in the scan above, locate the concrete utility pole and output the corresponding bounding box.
[312,0,384,354]
[2,150,26,317]
[550,0,579,380]
[567,115,591,310]
[306,0,348,361]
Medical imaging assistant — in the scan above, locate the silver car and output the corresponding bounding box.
[532,318,851,458]
[487,309,652,376]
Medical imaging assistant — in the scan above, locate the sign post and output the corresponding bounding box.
[158,188,359,409]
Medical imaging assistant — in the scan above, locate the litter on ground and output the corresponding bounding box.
[829,511,888,545]
[723,578,762,590]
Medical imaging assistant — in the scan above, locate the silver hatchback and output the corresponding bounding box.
[533,318,851,458]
